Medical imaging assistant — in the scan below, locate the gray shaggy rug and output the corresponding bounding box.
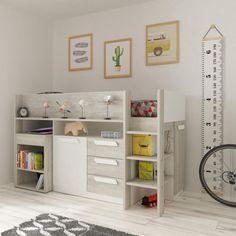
[2,213,136,236]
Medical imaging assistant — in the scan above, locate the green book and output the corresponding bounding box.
[34,153,44,170]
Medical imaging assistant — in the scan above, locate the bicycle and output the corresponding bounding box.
[199,144,236,207]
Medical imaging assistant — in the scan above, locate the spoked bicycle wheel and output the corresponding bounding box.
[199,144,236,207]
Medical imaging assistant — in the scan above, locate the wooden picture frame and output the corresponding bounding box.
[104,38,132,79]
[68,33,93,71]
[146,21,179,65]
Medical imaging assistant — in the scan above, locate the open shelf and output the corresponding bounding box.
[53,120,123,137]
[127,154,172,161]
[15,133,52,193]
[16,133,52,137]
[127,200,158,215]
[16,117,123,123]
[126,131,157,135]
[127,155,157,162]
[15,183,45,193]
[16,117,53,121]
[17,168,44,174]
[126,178,157,190]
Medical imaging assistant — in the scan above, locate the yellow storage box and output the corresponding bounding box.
[132,134,156,156]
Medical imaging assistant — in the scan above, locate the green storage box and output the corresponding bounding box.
[139,161,154,180]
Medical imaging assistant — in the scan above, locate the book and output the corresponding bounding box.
[34,153,44,170]
[29,127,53,135]
[16,153,20,167]
[19,150,27,169]
[36,174,44,190]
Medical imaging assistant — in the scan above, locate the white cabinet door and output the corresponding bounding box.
[53,136,87,196]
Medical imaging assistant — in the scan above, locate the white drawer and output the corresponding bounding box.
[88,138,124,159]
[87,175,123,198]
[88,156,123,178]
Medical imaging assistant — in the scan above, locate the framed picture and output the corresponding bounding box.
[146,21,179,65]
[68,33,93,71]
[104,38,132,79]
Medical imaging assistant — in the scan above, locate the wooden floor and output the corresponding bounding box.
[0,185,236,236]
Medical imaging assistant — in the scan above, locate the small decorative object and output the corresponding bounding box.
[56,101,71,119]
[146,21,179,65]
[68,33,93,71]
[104,95,113,120]
[104,38,132,79]
[64,122,88,136]
[17,107,29,117]
[131,100,157,117]
[78,99,86,119]
[43,102,49,118]
[101,131,122,139]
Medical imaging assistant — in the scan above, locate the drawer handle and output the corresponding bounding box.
[94,176,118,185]
[57,138,80,144]
[94,158,118,166]
[94,140,118,147]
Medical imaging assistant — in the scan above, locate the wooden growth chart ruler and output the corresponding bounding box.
[202,25,224,193]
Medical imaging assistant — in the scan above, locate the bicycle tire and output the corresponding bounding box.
[199,144,236,207]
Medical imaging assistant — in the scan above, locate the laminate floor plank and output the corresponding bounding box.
[0,185,235,236]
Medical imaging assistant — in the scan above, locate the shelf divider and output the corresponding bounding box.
[126,131,157,135]
[126,178,157,190]
[126,155,157,162]
[17,168,44,174]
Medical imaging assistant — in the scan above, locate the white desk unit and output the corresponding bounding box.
[14,90,185,216]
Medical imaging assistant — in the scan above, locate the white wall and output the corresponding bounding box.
[52,0,236,193]
[0,4,52,185]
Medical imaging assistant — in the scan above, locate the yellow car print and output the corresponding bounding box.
[147,33,171,56]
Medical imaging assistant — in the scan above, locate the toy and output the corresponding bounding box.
[43,102,49,118]
[56,101,71,119]
[64,122,88,136]
[142,193,158,208]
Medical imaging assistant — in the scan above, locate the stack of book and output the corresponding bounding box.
[29,127,53,135]
[17,150,44,170]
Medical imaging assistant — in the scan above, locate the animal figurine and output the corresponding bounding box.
[56,101,71,119]
[64,122,88,136]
